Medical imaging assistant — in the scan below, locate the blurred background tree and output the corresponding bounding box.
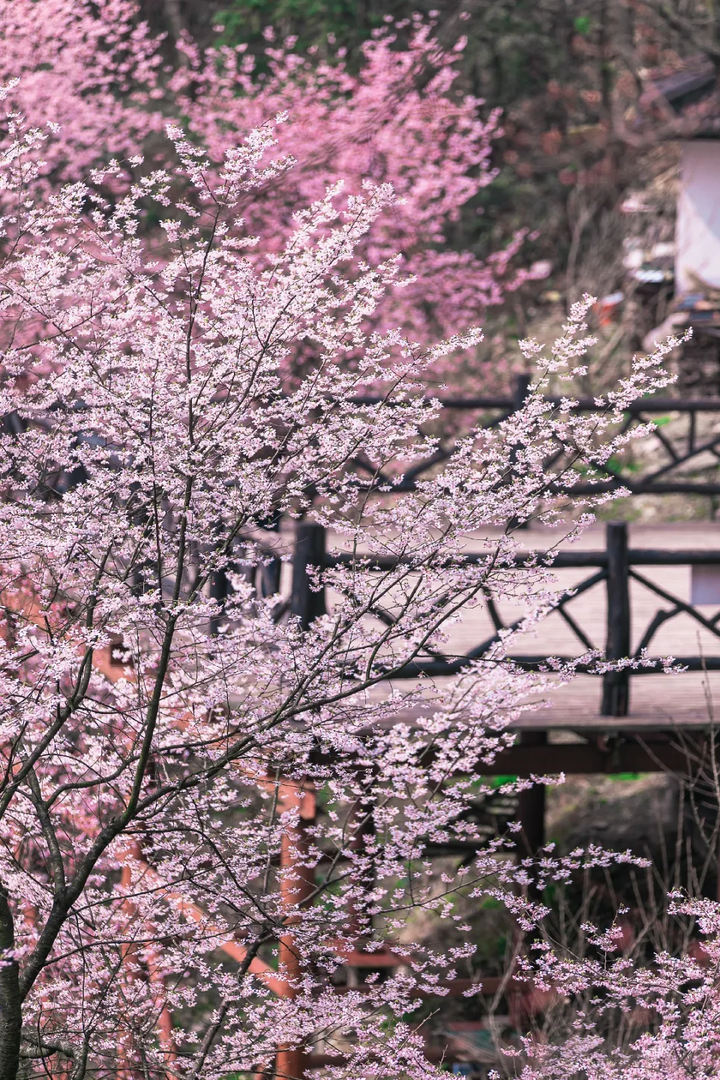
[128,0,720,391]
[132,0,718,282]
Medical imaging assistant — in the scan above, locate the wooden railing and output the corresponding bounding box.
[291,519,720,719]
[352,375,720,498]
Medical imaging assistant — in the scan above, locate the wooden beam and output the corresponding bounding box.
[478,739,693,775]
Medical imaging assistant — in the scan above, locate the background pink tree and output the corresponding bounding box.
[0,0,546,391]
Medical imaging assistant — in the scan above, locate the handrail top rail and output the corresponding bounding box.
[323,548,720,569]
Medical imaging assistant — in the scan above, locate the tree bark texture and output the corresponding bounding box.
[0,883,20,1080]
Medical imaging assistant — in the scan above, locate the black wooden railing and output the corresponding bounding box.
[290,519,720,721]
[352,375,720,498]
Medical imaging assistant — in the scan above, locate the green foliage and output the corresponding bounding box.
[488,774,518,788]
[479,895,503,910]
[214,0,405,60]
[605,454,641,476]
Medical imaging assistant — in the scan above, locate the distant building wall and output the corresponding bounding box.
[676,139,720,294]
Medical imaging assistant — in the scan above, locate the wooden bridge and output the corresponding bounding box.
[286,516,720,858]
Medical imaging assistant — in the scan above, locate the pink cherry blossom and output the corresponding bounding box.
[0,1,544,392]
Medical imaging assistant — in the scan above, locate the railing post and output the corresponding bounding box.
[291,522,327,630]
[509,373,532,531]
[259,516,282,599]
[208,564,229,637]
[513,372,532,413]
[601,521,631,716]
[209,546,255,636]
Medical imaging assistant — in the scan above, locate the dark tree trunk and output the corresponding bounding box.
[0,884,20,1080]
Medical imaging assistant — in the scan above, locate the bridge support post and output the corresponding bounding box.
[517,732,547,854]
[273,522,327,1079]
[601,521,631,716]
[276,782,316,1080]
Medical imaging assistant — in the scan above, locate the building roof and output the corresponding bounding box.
[648,60,720,137]
[654,65,716,109]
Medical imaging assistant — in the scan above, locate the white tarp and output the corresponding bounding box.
[676,139,720,295]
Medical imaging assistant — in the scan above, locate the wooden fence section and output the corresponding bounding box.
[293,519,720,706]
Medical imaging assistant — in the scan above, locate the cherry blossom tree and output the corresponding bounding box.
[0,95,679,1080]
[0,0,162,185]
[0,0,544,390]
[165,19,533,354]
